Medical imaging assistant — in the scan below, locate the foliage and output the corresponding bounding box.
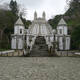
[48,0,80,50]
[65,0,80,50]
[65,0,80,26]
[9,0,19,16]
[0,0,30,49]
[26,20,32,28]
[65,0,80,16]
[0,9,18,49]
[21,17,32,28]
[48,15,62,29]
[71,26,80,50]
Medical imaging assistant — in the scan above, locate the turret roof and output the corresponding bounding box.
[58,18,67,26]
[15,18,24,25]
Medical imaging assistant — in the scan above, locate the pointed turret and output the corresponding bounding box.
[34,11,37,20]
[58,18,67,26]
[42,11,46,20]
[15,17,24,26]
[57,18,68,35]
[14,18,24,35]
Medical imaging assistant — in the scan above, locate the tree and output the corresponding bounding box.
[0,9,18,49]
[71,25,80,50]
[48,15,62,29]
[21,17,32,28]
[0,1,30,50]
[9,0,19,15]
[65,0,80,16]
[19,7,27,18]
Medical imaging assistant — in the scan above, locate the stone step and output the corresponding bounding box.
[29,36,49,57]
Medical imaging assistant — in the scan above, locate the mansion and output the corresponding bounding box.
[11,12,70,52]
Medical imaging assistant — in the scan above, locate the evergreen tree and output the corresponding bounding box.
[9,0,19,15]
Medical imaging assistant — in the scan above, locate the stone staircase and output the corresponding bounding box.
[29,36,50,57]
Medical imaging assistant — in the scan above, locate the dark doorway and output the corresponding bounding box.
[29,36,50,57]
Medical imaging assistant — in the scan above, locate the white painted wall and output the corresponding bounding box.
[41,24,48,35]
[29,23,52,36]
[14,25,24,35]
[11,36,24,50]
[50,36,54,43]
[65,37,70,50]
[11,37,16,49]
[30,24,39,35]
[26,36,29,46]
[57,26,68,35]
[59,37,63,50]
[18,38,23,49]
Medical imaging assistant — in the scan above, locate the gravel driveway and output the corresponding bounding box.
[0,57,80,80]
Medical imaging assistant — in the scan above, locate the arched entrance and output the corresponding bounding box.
[29,36,49,57]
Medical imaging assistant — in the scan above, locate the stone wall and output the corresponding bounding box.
[0,50,24,57]
[0,50,77,57]
[57,51,75,57]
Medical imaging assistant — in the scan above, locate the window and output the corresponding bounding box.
[20,29,22,34]
[59,29,62,34]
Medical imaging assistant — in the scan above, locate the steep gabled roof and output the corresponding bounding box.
[15,18,24,25]
[58,18,67,26]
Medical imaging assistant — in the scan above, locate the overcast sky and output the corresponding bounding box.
[1,0,70,20]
